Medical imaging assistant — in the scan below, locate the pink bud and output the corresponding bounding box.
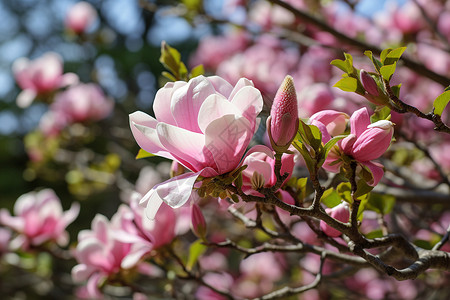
[320,202,350,237]
[350,120,394,162]
[268,75,299,152]
[191,203,207,239]
[360,69,379,97]
[65,1,98,34]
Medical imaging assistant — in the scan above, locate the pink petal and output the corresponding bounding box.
[197,93,242,133]
[204,115,252,174]
[129,111,175,160]
[228,77,254,100]
[71,264,96,282]
[229,85,263,129]
[361,161,385,186]
[171,75,216,133]
[121,243,153,269]
[153,81,186,125]
[157,122,208,172]
[16,89,37,108]
[206,75,234,98]
[350,107,371,137]
[141,170,216,219]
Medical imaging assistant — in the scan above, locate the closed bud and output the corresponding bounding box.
[191,203,207,240]
[360,69,390,106]
[268,75,299,153]
[320,202,350,237]
[360,69,379,97]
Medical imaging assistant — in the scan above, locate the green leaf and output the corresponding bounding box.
[364,50,382,72]
[370,106,391,123]
[318,135,346,167]
[162,71,177,82]
[336,182,352,204]
[309,124,322,151]
[292,141,316,174]
[330,59,348,73]
[344,53,354,73]
[366,193,396,215]
[433,90,450,116]
[365,229,383,239]
[186,239,207,270]
[383,47,407,65]
[321,188,341,208]
[160,41,182,76]
[354,179,374,199]
[380,62,396,81]
[179,62,188,80]
[380,48,392,64]
[190,64,204,78]
[333,77,358,92]
[136,149,154,159]
[391,83,401,98]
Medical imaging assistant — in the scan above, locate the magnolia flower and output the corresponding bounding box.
[320,202,350,237]
[322,108,394,186]
[0,189,79,250]
[241,146,295,193]
[267,75,299,152]
[51,83,114,123]
[72,206,163,298]
[12,52,79,108]
[65,1,98,34]
[129,75,263,218]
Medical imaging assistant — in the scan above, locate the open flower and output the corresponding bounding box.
[12,52,79,108]
[129,75,263,219]
[0,189,79,250]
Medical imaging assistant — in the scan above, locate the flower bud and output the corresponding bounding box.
[268,75,299,153]
[320,202,350,237]
[360,70,390,106]
[191,203,207,240]
[65,1,98,34]
[350,120,394,162]
[360,69,379,97]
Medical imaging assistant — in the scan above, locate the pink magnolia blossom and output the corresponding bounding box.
[241,146,295,193]
[129,75,263,219]
[72,205,163,298]
[12,52,79,108]
[65,1,98,34]
[51,83,114,123]
[114,193,190,268]
[196,272,234,300]
[267,75,299,152]
[320,202,350,237]
[321,108,394,186]
[0,189,79,250]
[308,109,349,138]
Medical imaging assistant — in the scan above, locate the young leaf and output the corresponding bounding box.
[383,47,407,65]
[391,83,402,98]
[160,41,182,76]
[321,188,341,208]
[333,77,358,92]
[344,53,354,73]
[331,59,348,73]
[186,239,207,270]
[336,182,352,204]
[380,48,392,64]
[309,124,322,151]
[370,106,391,123]
[433,90,450,116]
[380,62,396,81]
[364,50,382,72]
[365,229,383,239]
[136,148,154,159]
[354,179,374,199]
[190,64,204,78]
[162,71,177,82]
